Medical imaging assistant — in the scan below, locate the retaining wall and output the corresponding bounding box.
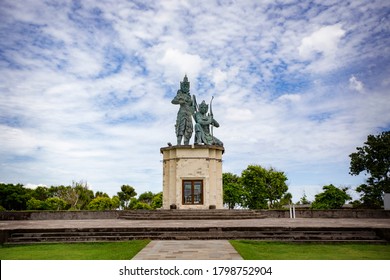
[0,209,389,220]
[256,209,390,218]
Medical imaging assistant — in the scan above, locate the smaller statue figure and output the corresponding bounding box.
[171,75,195,145]
[193,99,223,146]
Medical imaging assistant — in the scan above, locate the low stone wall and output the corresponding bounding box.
[257,209,390,219]
[0,209,389,220]
[0,210,120,220]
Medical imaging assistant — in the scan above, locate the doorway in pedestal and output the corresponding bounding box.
[182,180,203,205]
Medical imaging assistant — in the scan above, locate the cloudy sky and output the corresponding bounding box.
[1,0,389,202]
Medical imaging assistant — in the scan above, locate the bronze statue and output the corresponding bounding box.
[171,75,195,145]
[171,75,223,146]
[193,99,223,146]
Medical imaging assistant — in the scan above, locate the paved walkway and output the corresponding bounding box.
[132,240,243,260]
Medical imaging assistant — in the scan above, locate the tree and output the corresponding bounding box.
[72,181,94,210]
[151,192,163,209]
[44,197,68,211]
[50,182,94,210]
[128,197,138,209]
[278,192,293,207]
[349,131,390,208]
[138,191,154,205]
[241,165,289,209]
[94,191,109,198]
[130,191,161,210]
[311,184,351,209]
[88,197,113,210]
[222,172,243,209]
[353,183,384,209]
[27,198,46,210]
[0,183,32,210]
[54,186,79,209]
[117,185,137,209]
[111,196,120,210]
[297,192,311,205]
[31,186,50,201]
[132,201,152,210]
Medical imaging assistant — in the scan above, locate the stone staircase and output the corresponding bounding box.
[3,226,388,245]
[118,209,266,220]
[2,210,389,244]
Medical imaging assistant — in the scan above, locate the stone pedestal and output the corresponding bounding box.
[385,193,390,210]
[160,145,224,209]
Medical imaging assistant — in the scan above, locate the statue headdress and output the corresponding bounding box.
[180,74,190,92]
[199,100,208,111]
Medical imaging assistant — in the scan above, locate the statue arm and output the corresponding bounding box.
[171,91,185,105]
[195,113,212,125]
[212,118,220,127]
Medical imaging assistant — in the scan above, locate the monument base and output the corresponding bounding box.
[160,145,224,210]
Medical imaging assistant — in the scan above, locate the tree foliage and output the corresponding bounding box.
[44,197,68,210]
[0,182,158,211]
[26,197,69,210]
[88,196,117,210]
[26,198,46,210]
[117,185,137,209]
[311,184,351,209]
[150,192,163,209]
[0,183,32,210]
[130,191,163,210]
[349,131,390,208]
[278,192,293,208]
[223,172,243,209]
[138,191,154,205]
[241,165,289,209]
[296,192,311,205]
[31,186,51,201]
[0,182,121,211]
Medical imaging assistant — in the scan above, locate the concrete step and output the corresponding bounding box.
[4,227,387,244]
[118,210,266,220]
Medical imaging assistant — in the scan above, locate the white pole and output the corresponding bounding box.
[293,204,296,219]
[289,204,292,219]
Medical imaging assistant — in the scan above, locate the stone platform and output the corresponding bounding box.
[1,218,389,244]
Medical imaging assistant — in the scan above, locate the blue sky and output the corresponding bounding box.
[1,0,389,202]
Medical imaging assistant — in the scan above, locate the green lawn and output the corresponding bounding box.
[2,240,390,260]
[0,240,150,260]
[230,240,390,260]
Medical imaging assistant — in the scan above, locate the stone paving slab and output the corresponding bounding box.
[132,240,243,260]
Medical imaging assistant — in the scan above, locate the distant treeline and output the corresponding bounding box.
[0,181,161,211]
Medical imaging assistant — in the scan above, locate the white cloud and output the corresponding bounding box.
[298,24,346,72]
[298,25,346,59]
[157,48,205,84]
[212,69,228,87]
[277,94,302,102]
[225,107,254,122]
[66,49,103,77]
[349,75,364,93]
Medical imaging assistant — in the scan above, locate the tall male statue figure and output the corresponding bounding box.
[171,75,195,145]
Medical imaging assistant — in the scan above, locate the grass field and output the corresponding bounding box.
[0,240,150,260]
[230,240,390,260]
[1,240,390,260]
